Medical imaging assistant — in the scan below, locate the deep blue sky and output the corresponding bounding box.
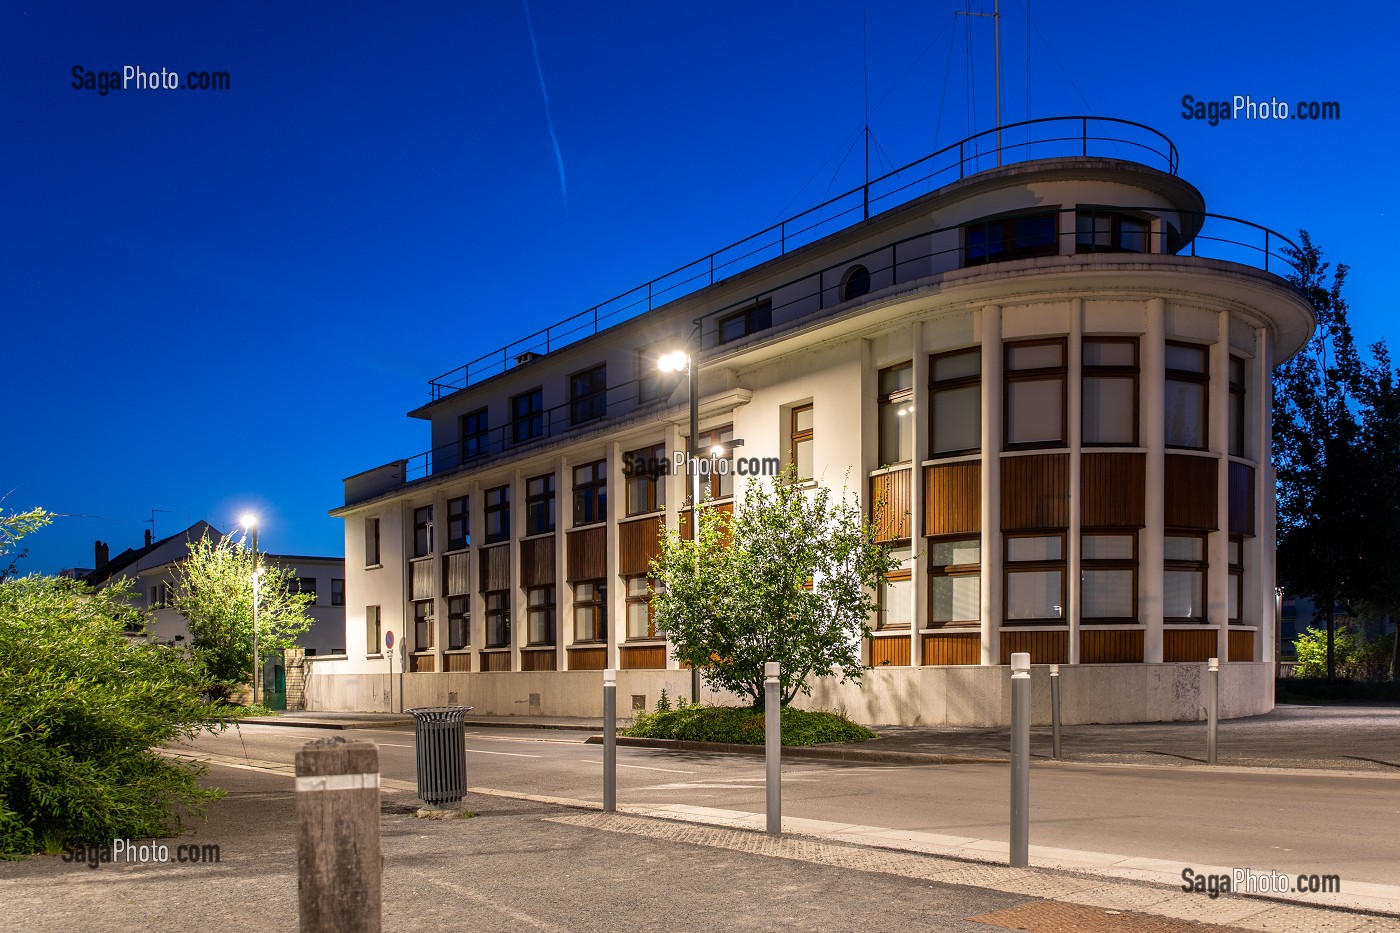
[3,1,1394,573]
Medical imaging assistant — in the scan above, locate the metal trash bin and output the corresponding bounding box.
[406,706,473,808]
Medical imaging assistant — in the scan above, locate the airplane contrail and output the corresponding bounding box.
[521,0,567,202]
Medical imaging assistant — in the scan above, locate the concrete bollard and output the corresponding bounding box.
[1009,652,1030,868]
[764,661,781,836]
[1050,663,1062,761]
[295,738,381,933]
[1207,657,1219,764]
[603,668,617,812]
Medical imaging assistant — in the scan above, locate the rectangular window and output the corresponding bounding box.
[1081,533,1137,622]
[878,363,914,466]
[460,408,489,461]
[929,537,980,625]
[1005,534,1065,622]
[637,348,664,404]
[1075,210,1150,254]
[485,591,510,647]
[573,460,607,526]
[573,580,607,642]
[366,605,382,656]
[1165,342,1209,450]
[525,473,556,535]
[293,577,317,602]
[878,546,913,629]
[789,404,814,481]
[412,505,433,558]
[526,586,556,645]
[413,600,433,651]
[447,495,469,551]
[484,485,511,544]
[964,212,1059,266]
[1228,536,1243,624]
[626,444,667,516]
[511,387,544,443]
[330,578,345,606]
[717,298,772,344]
[1005,339,1066,449]
[930,348,981,457]
[149,582,172,609]
[1229,356,1246,458]
[1082,338,1139,446]
[447,595,469,650]
[1164,533,1207,621]
[570,364,607,425]
[689,426,736,501]
[625,575,663,639]
[365,517,381,567]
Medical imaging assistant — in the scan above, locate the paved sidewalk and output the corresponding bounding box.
[249,704,1400,772]
[6,753,1397,932]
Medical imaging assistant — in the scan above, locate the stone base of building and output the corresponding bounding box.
[303,662,1273,727]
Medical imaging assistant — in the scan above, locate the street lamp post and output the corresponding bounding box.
[242,514,260,706]
[659,344,702,704]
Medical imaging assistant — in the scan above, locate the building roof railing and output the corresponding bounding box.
[428,116,1180,400]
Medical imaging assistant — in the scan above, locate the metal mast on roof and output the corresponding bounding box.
[957,0,1002,166]
[145,508,172,541]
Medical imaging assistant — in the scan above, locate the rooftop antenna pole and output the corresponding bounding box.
[863,11,870,220]
[957,0,1003,167]
[145,508,172,541]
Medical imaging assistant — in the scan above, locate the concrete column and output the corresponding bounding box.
[1255,328,1275,662]
[607,442,624,671]
[911,322,929,664]
[554,453,569,673]
[1142,299,1167,663]
[1067,299,1083,664]
[1210,313,1232,662]
[469,479,483,671]
[561,460,577,658]
[509,469,525,672]
[980,305,1003,665]
[664,422,684,670]
[431,489,446,673]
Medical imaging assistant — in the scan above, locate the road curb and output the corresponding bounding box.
[583,734,1002,765]
[240,716,598,732]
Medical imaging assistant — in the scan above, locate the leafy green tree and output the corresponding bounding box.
[169,533,314,702]
[650,471,899,709]
[1273,232,1368,681]
[1350,344,1400,680]
[0,510,231,856]
[0,506,50,582]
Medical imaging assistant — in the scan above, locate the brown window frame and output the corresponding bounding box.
[1080,531,1139,624]
[717,298,773,345]
[447,595,469,650]
[525,585,556,646]
[963,211,1060,266]
[1228,535,1244,624]
[876,543,913,630]
[1165,341,1210,451]
[446,495,469,551]
[929,347,981,458]
[686,425,735,502]
[625,444,667,516]
[1004,532,1067,625]
[625,574,662,640]
[1004,338,1068,450]
[412,599,434,652]
[365,517,381,567]
[525,473,556,536]
[365,605,382,656]
[572,460,608,527]
[484,591,510,647]
[1075,209,1151,254]
[878,362,914,467]
[511,387,544,444]
[484,484,511,545]
[1164,532,1209,623]
[570,363,607,426]
[573,579,608,643]
[460,407,489,461]
[928,535,981,628]
[1082,337,1140,447]
[789,404,814,482]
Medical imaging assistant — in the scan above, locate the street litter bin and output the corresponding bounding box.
[407,706,473,808]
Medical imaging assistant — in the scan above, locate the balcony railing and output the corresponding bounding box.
[373,205,1300,497]
[428,116,1180,399]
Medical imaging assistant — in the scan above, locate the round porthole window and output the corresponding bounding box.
[841,264,871,302]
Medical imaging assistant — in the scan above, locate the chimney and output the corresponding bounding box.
[144,529,153,547]
[95,540,109,569]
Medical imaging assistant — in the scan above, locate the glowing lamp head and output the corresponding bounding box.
[240,513,258,529]
[711,445,725,457]
[658,351,689,373]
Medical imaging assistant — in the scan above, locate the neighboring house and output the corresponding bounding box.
[81,523,347,657]
[313,116,1314,724]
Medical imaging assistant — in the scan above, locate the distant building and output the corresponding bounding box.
[82,523,347,657]
[312,117,1314,724]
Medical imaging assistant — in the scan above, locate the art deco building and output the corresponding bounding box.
[312,117,1312,725]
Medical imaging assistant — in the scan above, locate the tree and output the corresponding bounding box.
[169,532,314,702]
[1350,343,1400,680]
[650,471,899,709]
[1273,232,1368,682]
[0,506,49,582]
[0,509,231,855]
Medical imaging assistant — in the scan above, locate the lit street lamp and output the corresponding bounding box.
[658,346,702,703]
[241,513,260,706]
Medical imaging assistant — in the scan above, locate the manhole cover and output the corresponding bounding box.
[968,901,1246,932]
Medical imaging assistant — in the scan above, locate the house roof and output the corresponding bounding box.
[82,520,221,587]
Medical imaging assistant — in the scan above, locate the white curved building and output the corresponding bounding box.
[313,118,1312,725]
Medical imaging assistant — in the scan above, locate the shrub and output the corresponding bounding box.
[0,576,233,856]
[623,705,875,746]
[1293,626,1394,681]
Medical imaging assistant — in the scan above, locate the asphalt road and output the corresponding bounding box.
[181,723,1400,889]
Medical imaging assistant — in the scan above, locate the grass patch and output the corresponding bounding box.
[216,703,278,719]
[622,705,875,746]
[1276,678,1400,704]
